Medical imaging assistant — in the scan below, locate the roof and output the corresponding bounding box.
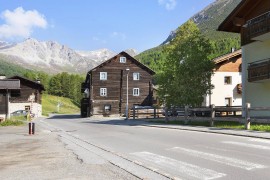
[0,79,20,90]
[218,0,262,33]
[213,49,242,64]
[8,75,45,91]
[88,51,155,75]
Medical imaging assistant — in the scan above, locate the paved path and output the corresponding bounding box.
[0,122,138,180]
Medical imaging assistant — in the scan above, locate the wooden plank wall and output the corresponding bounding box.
[90,54,153,115]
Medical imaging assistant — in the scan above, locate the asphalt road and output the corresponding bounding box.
[40,115,270,180]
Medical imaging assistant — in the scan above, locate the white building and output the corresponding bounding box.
[218,0,270,116]
[204,50,242,107]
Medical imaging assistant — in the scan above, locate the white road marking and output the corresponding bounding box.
[169,147,266,170]
[249,139,270,144]
[222,141,270,150]
[131,151,226,180]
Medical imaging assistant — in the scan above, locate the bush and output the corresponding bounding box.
[0,119,24,126]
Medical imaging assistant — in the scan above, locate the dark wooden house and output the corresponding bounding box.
[0,79,20,120]
[81,51,155,117]
[8,76,45,117]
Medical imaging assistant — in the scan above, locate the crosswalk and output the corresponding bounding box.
[130,138,270,179]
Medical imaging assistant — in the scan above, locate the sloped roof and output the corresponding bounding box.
[213,49,242,64]
[89,51,155,75]
[8,75,45,91]
[218,0,264,33]
[0,79,20,90]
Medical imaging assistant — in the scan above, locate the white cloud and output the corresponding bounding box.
[0,7,47,40]
[158,0,177,10]
[111,32,126,41]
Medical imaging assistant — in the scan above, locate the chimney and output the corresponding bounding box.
[0,74,6,80]
[231,47,235,53]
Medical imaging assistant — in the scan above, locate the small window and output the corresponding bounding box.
[224,76,232,85]
[225,97,232,106]
[100,72,107,80]
[133,88,140,96]
[120,57,126,63]
[25,106,30,111]
[104,105,111,111]
[100,88,107,96]
[133,73,140,80]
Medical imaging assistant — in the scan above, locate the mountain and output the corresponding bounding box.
[161,0,241,45]
[0,38,139,75]
[76,48,116,62]
[138,0,242,69]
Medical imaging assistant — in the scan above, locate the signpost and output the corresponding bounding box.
[27,93,35,135]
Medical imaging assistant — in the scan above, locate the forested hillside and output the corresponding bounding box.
[0,57,35,77]
[136,0,241,72]
[0,57,84,107]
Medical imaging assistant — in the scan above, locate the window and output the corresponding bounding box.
[25,106,30,111]
[100,88,107,96]
[224,76,232,85]
[225,98,232,107]
[133,88,140,96]
[120,57,126,63]
[133,73,140,80]
[100,72,107,80]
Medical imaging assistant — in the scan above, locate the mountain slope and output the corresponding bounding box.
[137,0,242,68]
[0,38,98,74]
[0,38,139,75]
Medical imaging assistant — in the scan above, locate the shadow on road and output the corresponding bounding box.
[81,119,149,127]
[47,114,81,119]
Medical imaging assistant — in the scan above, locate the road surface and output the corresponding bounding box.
[40,115,270,180]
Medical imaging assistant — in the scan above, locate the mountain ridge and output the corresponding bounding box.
[0,38,138,74]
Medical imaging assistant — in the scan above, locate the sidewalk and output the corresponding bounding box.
[0,122,138,180]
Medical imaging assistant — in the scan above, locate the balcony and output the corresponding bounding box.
[248,58,270,82]
[242,11,270,46]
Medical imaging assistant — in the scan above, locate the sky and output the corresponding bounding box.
[0,0,215,53]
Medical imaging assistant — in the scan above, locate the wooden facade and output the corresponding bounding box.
[0,80,20,116]
[218,0,270,82]
[8,76,45,104]
[81,52,155,116]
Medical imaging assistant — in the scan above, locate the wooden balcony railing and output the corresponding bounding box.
[248,58,270,82]
[242,11,270,46]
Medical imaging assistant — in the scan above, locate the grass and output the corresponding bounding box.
[150,120,270,132]
[0,116,26,126]
[42,94,80,116]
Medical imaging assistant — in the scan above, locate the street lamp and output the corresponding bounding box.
[126,68,130,120]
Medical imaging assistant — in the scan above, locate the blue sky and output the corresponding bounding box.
[0,0,215,53]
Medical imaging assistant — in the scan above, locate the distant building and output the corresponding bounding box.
[203,50,242,107]
[0,77,20,120]
[8,76,45,117]
[81,51,155,117]
[218,0,270,116]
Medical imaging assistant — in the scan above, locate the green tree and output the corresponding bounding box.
[157,20,214,107]
[48,74,63,96]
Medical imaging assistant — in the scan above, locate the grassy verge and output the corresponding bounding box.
[0,116,26,126]
[42,94,80,116]
[150,120,270,132]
